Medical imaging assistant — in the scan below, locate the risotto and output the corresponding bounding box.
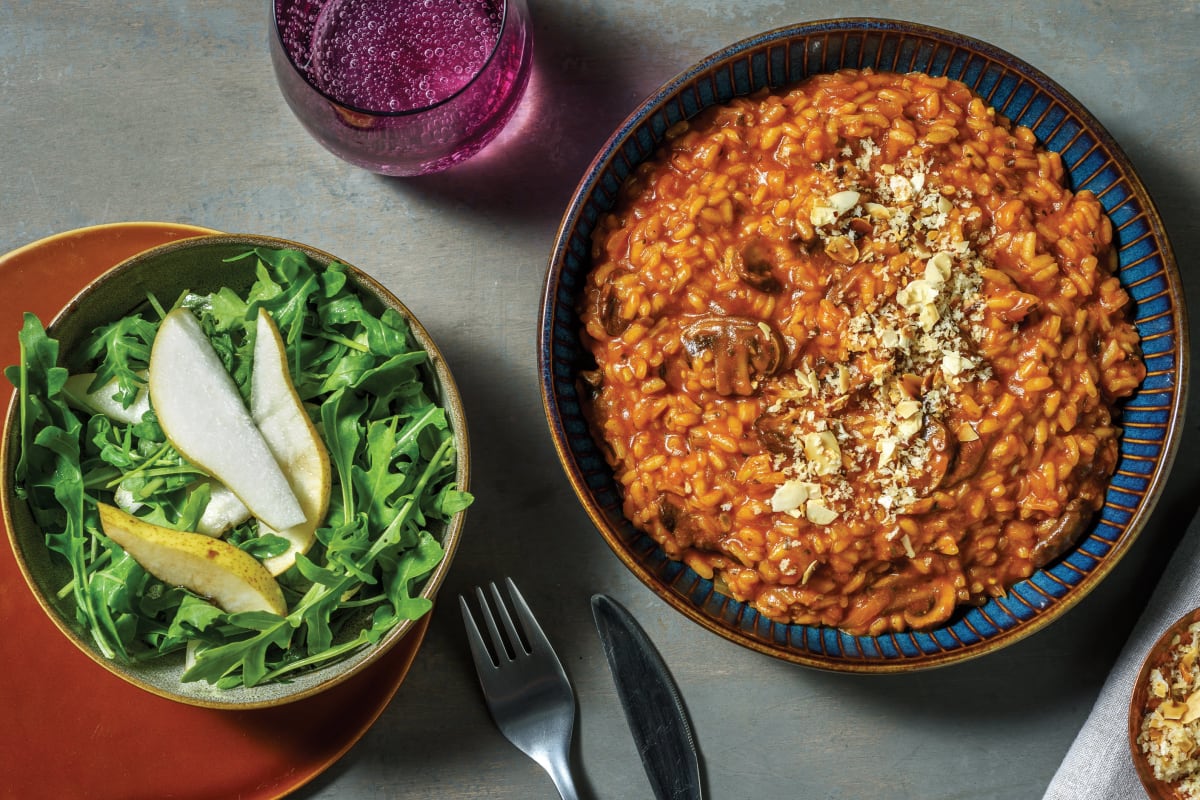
[578,69,1145,635]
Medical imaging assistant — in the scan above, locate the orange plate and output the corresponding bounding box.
[0,223,427,800]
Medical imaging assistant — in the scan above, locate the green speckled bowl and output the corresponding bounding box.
[1,233,470,708]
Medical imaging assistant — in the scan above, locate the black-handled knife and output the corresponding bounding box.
[591,594,704,800]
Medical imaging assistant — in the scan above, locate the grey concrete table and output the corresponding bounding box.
[2,2,1198,798]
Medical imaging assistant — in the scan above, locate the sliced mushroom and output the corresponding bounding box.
[594,282,630,337]
[655,491,707,548]
[906,417,953,499]
[902,418,990,501]
[754,409,797,455]
[657,491,687,533]
[681,315,784,396]
[731,238,782,293]
[940,436,986,488]
[1030,498,1093,567]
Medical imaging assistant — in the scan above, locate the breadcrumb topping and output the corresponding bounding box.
[765,143,991,529]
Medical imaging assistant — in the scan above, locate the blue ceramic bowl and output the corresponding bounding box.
[539,19,1187,671]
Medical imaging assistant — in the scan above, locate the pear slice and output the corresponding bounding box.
[195,480,253,536]
[251,308,331,575]
[98,503,286,615]
[114,479,252,537]
[148,308,305,531]
[63,372,151,425]
[113,485,143,516]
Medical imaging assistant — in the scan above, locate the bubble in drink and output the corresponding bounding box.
[308,0,503,113]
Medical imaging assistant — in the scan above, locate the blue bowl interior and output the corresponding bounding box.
[541,19,1187,670]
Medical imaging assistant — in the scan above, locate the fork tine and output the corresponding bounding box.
[458,593,496,669]
[503,576,554,657]
[488,579,529,657]
[476,583,516,661]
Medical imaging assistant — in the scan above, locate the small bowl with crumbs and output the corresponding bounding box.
[1131,608,1200,799]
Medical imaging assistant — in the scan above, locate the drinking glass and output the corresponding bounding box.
[270,0,533,176]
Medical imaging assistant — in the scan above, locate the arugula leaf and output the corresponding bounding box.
[321,386,367,525]
[10,315,126,658]
[71,314,157,407]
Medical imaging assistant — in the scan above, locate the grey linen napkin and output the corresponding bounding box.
[1043,511,1200,799]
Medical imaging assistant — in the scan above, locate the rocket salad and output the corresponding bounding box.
[5,247,470,689]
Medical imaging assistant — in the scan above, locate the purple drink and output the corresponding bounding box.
[310,0,502,112]
[271,0,533,175]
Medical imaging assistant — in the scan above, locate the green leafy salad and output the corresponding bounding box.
[5,247,470,689]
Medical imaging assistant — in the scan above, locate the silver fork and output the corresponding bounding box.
[459,578,581,800]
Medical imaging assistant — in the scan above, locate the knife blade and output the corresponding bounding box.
[591,594,703,800]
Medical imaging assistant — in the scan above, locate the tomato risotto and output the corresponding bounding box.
[579,69,1145,635]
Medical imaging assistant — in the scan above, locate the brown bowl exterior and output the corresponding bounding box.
[1,232,470,708]
[539,19,1186,671]
[1129,608,1200,800]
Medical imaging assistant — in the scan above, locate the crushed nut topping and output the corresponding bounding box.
[762,145,992,526]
